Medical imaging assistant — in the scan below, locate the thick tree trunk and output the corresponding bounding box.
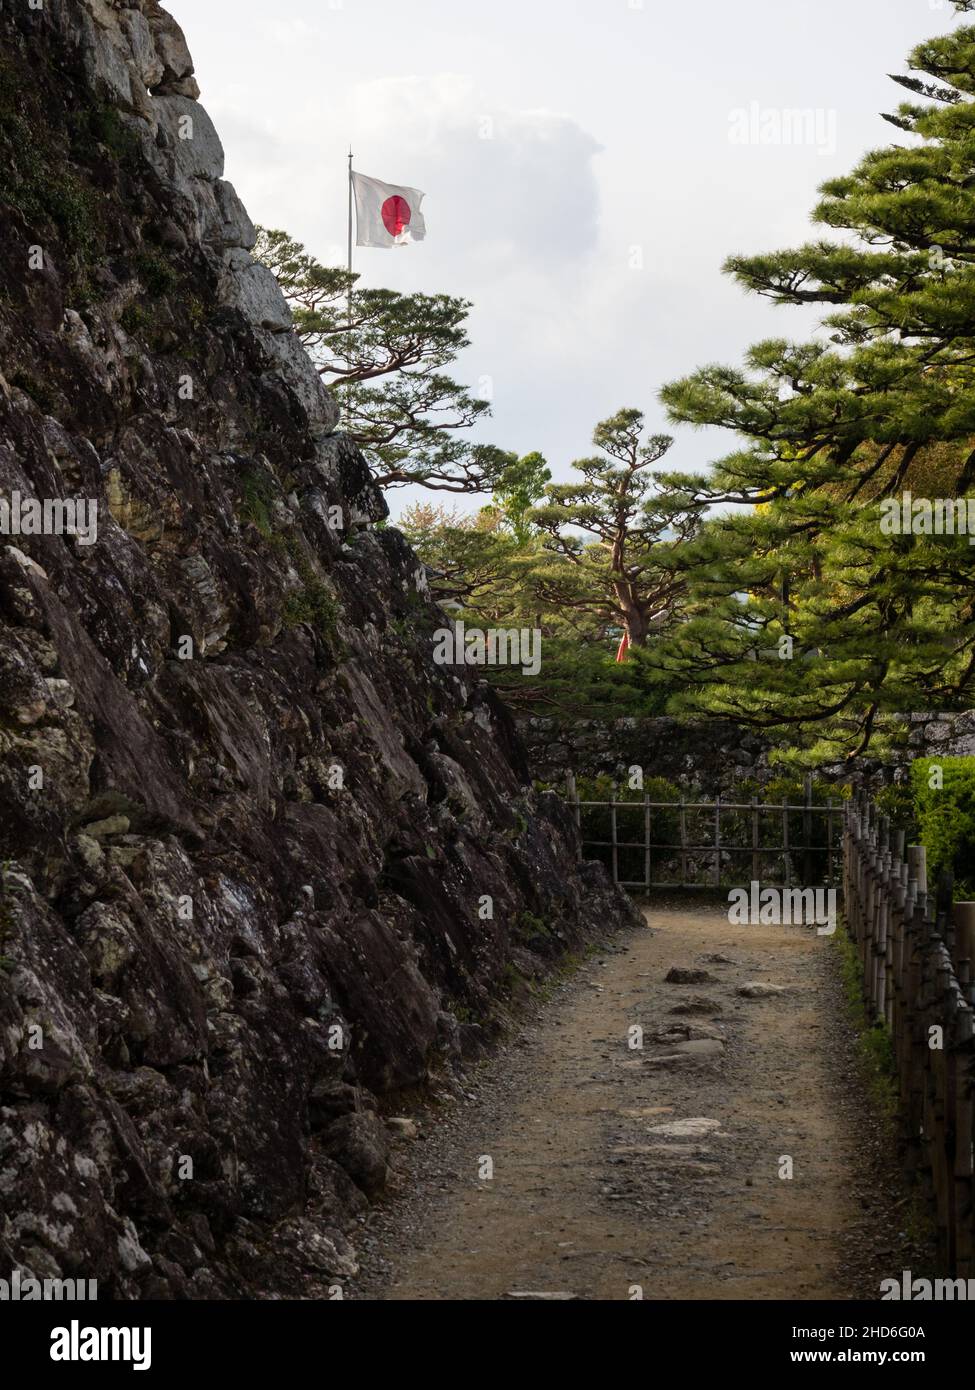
[614,586,649,648]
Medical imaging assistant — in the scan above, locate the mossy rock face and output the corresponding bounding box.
[133,250,178,297]
[0,56,105,297]
[238,468,278,538]
[282,580,341,643]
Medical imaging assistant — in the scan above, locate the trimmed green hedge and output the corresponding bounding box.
[911,757,975,899]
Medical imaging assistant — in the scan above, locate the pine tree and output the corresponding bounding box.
[527,409,699,650]
[255,227,502,494]
[652,12,975,764]
[401,430,677,719]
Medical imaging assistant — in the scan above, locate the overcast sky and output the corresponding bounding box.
[168,0,959,517]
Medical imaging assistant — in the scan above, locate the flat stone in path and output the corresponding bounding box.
[651,1023,724,1045]
[665,967,715,985]
[669,995,724,1015]
[647,1117,724,1139]
[737,981,792,999]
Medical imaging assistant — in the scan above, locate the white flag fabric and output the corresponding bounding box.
[352,171,427,248]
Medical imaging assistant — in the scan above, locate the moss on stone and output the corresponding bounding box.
[134,250,178,298]
[0,55,104,294]
[282,582,340,641]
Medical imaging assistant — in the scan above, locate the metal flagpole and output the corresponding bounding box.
[347,147,353,291]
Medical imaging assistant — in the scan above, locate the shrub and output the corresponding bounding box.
[134,251,177,298]
[911,757,975,899]
[874,782,916,833]
[282,581,340,643]
[238,468,278,537]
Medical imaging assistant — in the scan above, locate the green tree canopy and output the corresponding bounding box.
[400,415,683,720]
[492,451,552,545]
[255,227,503,495]
[649,16,975,764]
[527,409,700,650]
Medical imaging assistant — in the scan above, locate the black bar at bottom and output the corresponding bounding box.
[0,1297,963,1374]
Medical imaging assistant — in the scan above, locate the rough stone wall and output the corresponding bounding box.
[524,712,975,795]
[0,2,638,1298]
[526,716,771,794]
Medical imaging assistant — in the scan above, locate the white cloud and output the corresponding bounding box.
[168,0,962,518]
[350,75,603,267]
[256,18,325,47]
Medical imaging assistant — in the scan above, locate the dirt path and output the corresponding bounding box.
[352,903,930,1301]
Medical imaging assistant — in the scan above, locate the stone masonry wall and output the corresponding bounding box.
[522,712,975,795]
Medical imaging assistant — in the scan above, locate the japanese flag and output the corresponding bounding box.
[352,171,427,248]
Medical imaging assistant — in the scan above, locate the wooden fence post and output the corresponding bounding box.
[644,794,651,897]
[954,1004,975,1277]
[826,797,834,887]
[751,798,760,887]
[953,902,975,980]
[802,773,813,886]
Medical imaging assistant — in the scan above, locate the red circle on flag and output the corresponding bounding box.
[382,195,412,238]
